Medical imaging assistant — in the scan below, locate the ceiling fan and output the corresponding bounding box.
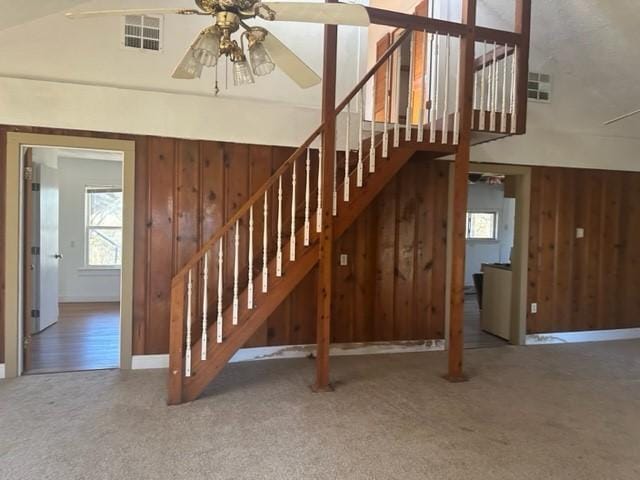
[604,109,640,126]
[66,0,371,92]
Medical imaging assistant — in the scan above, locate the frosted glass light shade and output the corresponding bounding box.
[192,27,221,67]
[172,50,204,79]
[233,59,255,86]
[249,41,275,76]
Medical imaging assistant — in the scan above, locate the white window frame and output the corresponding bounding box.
[121,14,164,53]
[85,186,123,269]
[466,210,499,241]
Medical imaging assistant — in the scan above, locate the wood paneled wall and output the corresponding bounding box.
[528,167,640,333]
[0,126,450,361]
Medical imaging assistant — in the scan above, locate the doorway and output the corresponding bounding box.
[22,146,124,373]
[4,133,135,378]
[445,162,531,349]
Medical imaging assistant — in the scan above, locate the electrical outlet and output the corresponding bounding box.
[531,303,538,314]
[339,254,348,266]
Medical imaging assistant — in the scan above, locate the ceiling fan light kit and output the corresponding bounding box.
[67,0,372,92]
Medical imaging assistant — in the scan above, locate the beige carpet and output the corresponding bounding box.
[1,340,640,479]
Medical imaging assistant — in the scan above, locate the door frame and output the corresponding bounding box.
[445,161,531,347]
[4,133,135,377]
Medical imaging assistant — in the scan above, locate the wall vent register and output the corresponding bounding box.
[527,72,551,102]
[124,15,162,51]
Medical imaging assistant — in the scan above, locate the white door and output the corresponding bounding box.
[32,163,61,332]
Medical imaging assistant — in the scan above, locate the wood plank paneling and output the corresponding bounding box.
[527,167,640,334]
[0,125,450,361]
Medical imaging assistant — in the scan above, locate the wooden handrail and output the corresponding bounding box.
[474,44,515,72]
[172,123,323,283]
[171,33,410,283]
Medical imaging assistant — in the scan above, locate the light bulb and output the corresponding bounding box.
[249,41,275,76]
[233,59,255,86]
[192,26,221,67]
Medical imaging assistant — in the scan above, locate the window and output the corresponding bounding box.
[124,15,161,51]
[527,72,551,102]
[86,187,123,267]
[466,212,498,240]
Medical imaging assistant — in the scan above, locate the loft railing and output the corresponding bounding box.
[167,5,530,403]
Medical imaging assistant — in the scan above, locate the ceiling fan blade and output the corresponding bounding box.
[259,2,370,26]
[171,29,207,80]
[604,108,640,125]
[263,31,321,89]
[65,8,203,20]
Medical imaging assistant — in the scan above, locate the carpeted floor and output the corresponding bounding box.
[1,340,639,480]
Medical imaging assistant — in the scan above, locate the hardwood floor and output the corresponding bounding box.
[28,302,120,374]
[464,293,507,349]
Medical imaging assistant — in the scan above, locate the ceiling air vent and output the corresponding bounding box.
[123,15,162,52]
[527,72,551,103]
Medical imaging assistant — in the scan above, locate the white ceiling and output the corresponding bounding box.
[0,1,90,31]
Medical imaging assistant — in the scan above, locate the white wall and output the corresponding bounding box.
[0,0,369,146]
[465,182,515,286]
[57,156,123,302]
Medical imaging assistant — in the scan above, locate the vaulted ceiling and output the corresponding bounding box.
[0,1,90,31]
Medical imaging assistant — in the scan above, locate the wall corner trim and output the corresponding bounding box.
[0,364,5,379]
[131,339,446,370]
[525,328,640,345]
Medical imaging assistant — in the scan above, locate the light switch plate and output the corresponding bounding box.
[531,303,538,314]
[339,254,348,266]
[576,228,585,239]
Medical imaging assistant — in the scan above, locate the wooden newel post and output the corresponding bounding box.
[167,276,186,405]
[313,4,338,392]
[446,0,477,382]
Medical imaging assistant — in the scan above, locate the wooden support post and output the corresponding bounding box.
[514,0,531,134]
[445,0,476,382]
[313,6,338,393]
[167,277,186,405]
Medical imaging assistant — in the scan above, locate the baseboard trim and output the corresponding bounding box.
[59,296,120,303]
[131,339,445,370]
[0,364,5,379]
[526,328,640,345]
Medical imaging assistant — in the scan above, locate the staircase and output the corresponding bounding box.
[168,21,527,404]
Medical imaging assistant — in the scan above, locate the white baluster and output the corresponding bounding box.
[501,43,508,133]
[510,46,518,134]
[382,58,391,157]
[232,220,239,325]
[472,68,478,129]
[216,241,223,343]
[344,103,351,201]
[185,269,192,377]
[248,206,254,309]
[393,46,401,148]
[316,147,323,232]
[357,91,365,186]
[276,175,283,276]
[479,41,487,130]
[430,33,440,143]
[201,252,208,360]
[426,31,435,139]
[453,36,461,145]
[369,75,376,173]
[405,31,415,142]
[290,157,297,260]
[490,42,498,131]
[418,29,428,142]
[441,33,451,144]
[262,191,268,293]
[304,150,311,246]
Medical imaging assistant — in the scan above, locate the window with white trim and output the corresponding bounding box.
[124,15,162,51]
[85,187,123,267]
[466,211,498,240]
[527,72,551,102]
